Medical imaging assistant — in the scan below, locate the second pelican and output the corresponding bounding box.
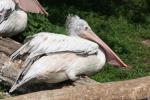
[0,0,48,37]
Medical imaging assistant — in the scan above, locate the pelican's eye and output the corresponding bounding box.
[85,26,88,30]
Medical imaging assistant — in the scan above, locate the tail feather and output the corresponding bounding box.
[21,57,39,76]
[10,54,41,93]
[9,77,32,93]
[9,83,19,93]
[9,82,25,93]
[10,42,30,61]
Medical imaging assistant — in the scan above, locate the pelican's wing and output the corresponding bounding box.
[10,32,99,88]
[10,32,99,61]
[15,0,48,15]
[0,0,15,23]
[10,32,98,81]
[10,53,75,92]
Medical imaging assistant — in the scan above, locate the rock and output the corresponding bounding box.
[4,76,150,100]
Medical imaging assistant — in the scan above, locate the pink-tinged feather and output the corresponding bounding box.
[15,0,48,15]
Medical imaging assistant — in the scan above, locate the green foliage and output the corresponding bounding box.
[90,16,150,82]
[39,0,150,23]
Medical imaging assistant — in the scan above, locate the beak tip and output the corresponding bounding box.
[118,62,128,68]
[122,62,128,68]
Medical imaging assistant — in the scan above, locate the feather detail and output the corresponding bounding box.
[10,32,99,61]
[0,0,15,23]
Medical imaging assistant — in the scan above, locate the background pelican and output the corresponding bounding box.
[0,0,47,37]
[9,15,127,92]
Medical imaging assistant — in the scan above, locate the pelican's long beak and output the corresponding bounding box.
[79,31,127,67]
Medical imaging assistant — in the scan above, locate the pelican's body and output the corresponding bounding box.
[0,10,27,37]
[0,0,47,37]
[9,15,127,92]
[20,50,105,84]
[0,0,27,37]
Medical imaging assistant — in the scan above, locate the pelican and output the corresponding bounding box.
[0,0,48,37]
[9,15,127,93]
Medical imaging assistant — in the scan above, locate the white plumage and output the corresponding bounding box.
[11,32,99,60]
[0,0,15,12]
[9,15,127,92]
[0,0,27,37]
[15,50,105,84]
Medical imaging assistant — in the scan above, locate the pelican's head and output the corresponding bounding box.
[65,15,127,67]
[66,15,93,36]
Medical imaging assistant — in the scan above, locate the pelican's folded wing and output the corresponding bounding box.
[10,32,99,60]
[0,0,15,23]
[10,32,99,93]
[15,0,48,15]
[9,54,74,93]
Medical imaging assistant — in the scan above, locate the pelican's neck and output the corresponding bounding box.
[70,35,79,37]
[68,32,79,37]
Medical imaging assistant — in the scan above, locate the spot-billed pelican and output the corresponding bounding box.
[9,15,127,92]
[0,0,48,37]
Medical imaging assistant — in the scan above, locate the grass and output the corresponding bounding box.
[0,2,150,95]
[90,16,150,82]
